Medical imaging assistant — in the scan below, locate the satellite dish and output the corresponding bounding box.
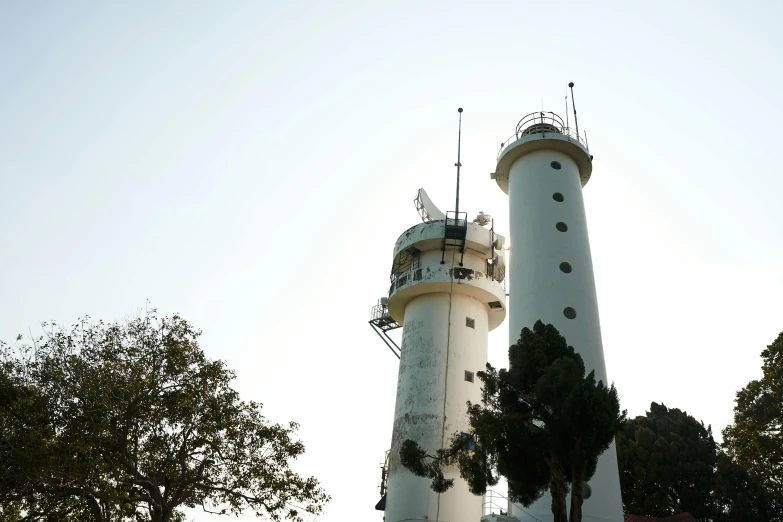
[414,189,447,223]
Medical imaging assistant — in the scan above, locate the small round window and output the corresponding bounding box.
[550,161,561,170]
[564,307,577,319]
[553,192,564,202]
[556,222,568,232]
[559,262,572,273]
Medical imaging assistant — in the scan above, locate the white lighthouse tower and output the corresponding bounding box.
[491,90,624,522]
[370,111,508,522]
[377,203,507,522]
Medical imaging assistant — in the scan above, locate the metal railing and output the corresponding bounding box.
[486,260,506,283]
[378,450,390,496]
[445,210,468,229]
[370,302,389,322]
[483,489,543,522]
[368,302,401,357]
[497,111,589,159]
[390,247,421,294]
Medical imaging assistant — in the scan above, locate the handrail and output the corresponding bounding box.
[497,110,589,160]
[396,519,450,522]
[445,210,468,228]
[483,489,543,522]
[370,302,388,322]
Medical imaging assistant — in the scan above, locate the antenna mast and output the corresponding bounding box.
[455,108,463,216]
[568,82,579,139]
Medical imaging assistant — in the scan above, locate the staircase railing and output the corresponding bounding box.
[483,489,543,522]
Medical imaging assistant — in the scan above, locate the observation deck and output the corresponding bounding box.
[385,220,507,331]
[492,111,593,192]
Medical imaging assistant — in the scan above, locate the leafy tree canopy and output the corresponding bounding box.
[400,320,625,522]
[722,330,783,521]
[712,451,774,522]
[617,403,717,519]
[617,403,773,522]
[0,311,329,522]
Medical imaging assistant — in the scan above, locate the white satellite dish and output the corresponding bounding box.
[414,189,447,223]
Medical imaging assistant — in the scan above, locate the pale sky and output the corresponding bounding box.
[2,1,783,520]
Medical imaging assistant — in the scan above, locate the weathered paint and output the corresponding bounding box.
[384,222,506,522]
[386,292,489,522]
[494,134,624,522]
[388,262,506,332]
[392,220,503,261]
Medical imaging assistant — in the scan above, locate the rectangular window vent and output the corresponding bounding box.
[466,317,475,329]
[464,371,474,383]
[488,301,502,309]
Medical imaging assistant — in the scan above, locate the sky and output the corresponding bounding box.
[1,1,783,520]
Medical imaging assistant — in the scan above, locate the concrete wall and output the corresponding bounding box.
[506,149,607,382]
[385,292,488,522]
[500,144,623,522]
[384,219,506,522]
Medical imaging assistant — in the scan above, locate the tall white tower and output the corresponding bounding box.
[374,192,507,522]
[491,107,624,522]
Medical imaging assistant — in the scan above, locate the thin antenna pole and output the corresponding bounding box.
[455,108,463,217]
[490,217,495,281]
[568,82,579,139]
[565,94,570,131]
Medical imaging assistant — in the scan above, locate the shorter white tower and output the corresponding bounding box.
[377,196,507,522]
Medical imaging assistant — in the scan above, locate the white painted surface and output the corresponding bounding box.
[493,132,592,193]
[495,138,623,522]
[387,221,507,331]
[392,220,504,262]
[384,221,507,522]
[386,292,488,522]
[387,262,506,332]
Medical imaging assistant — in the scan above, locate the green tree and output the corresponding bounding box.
[616,403,717,519]
[711,452,774,522]
[1,357,100,522]
[617,402,774,521]
[0,311,329,522]
[722,330,783,521]
[1,340,141,522]
[400,320,625,522]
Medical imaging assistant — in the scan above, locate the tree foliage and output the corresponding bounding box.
[0,311,329,522]
[711,452,774,522]
[617,403,717,519]
[722,330,783,521]
[400,320,625,522]
[617,402,773,522]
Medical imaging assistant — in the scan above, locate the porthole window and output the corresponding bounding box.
[553,192,564,202]
[550,161,562,170]
[564,307,577,319]
[556,222,568,232]
[559,262,572,273]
